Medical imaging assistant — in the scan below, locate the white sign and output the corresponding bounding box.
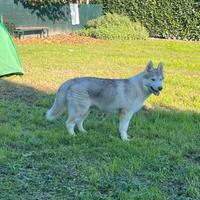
[70,3,80,25]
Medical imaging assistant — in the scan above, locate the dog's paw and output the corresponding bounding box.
[68,132,76,137]
[121,136,130,141]
[80,129,87,133]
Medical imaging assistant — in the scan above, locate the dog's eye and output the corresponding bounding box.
[151,78,156,81]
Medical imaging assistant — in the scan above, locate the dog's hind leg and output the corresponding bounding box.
[66,106,77,136]
[77,111,89,132]
[66,118,76,136]
[66,98,90,135]
[66,110,89,135]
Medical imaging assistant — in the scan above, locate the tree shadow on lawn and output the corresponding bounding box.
[0,79,200,199]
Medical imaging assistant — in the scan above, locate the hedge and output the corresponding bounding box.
[91,0,200,40]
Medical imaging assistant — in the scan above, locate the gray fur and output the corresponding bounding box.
[46,61,164,141]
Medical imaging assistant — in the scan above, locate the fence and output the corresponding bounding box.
[0,0,102,34]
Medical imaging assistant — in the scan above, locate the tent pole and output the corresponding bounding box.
[0,16,3,23]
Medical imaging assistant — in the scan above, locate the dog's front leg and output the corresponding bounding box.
[119,111,133,141]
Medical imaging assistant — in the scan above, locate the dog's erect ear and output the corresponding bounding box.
[157,62,163,74]
[145,60,153,72]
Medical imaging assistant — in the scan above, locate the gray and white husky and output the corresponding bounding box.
[46,61,164,141]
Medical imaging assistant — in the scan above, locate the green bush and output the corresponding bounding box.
[90,0,200,41]
[79,13,149,40]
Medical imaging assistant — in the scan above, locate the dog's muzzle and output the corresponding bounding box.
[150,86,162,96]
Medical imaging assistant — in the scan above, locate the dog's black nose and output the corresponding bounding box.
[158,87,163,91]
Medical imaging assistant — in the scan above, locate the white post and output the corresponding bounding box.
[86,0,89,4]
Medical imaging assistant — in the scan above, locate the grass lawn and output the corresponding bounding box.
[0,37,200,199]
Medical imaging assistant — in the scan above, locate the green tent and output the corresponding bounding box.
[0,21,23,77]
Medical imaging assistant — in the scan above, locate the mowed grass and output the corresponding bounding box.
[0,38,200,199]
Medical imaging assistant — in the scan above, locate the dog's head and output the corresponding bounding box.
[143,61,164,96]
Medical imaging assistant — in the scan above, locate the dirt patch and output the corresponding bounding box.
[13,33,102,45]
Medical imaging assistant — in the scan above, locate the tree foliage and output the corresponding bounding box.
[13,0,71,21]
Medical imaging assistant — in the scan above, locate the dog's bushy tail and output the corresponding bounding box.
[46,82,69,121]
